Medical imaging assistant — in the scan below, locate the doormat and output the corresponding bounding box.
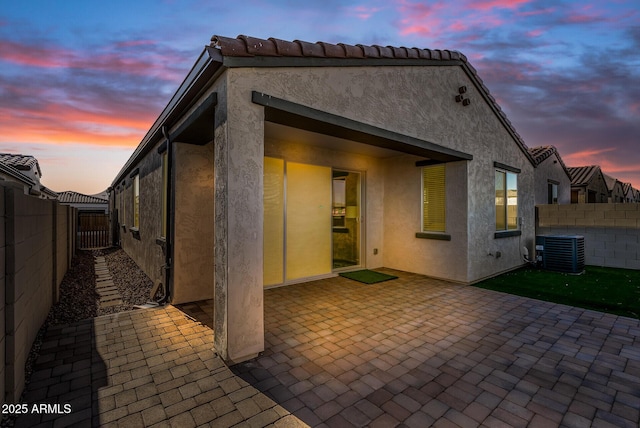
[339,270,398,284]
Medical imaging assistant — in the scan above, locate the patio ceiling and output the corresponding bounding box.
[253,91,473,163]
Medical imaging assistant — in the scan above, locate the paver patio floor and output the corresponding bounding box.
[11,269,640,427]
[233,269,640,427]
[14,305,304,428]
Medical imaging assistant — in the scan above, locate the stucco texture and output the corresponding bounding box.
[230,65,534,284]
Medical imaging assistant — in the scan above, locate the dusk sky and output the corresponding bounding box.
[1,0,638,195]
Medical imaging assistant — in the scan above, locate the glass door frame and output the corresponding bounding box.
[331,168,364,273]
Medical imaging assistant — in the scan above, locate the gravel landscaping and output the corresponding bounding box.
[94,247,155,315]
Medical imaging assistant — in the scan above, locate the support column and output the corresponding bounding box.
[213,98,265,364]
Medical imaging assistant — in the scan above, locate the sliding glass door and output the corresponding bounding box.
[332,170,361,270]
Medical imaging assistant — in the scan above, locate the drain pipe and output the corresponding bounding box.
[159,125,173,304]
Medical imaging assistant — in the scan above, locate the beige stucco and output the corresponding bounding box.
[172,142,214,304]
[229,65,535,285]
[113,59,537,364]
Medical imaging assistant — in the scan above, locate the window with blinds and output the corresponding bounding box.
[422,164,446,232]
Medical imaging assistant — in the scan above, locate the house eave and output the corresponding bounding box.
[111,48,224,187]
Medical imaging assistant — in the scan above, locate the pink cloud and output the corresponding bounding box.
[564,4,604,24]
[0,40,184,82]
[526,28,544,37]
[467,0,532,11]
[397,1,446,37]
[345,5,383,20]
[0,40,75,68]
[517,7,556,17]
[395,0,508,40]
[0,95,155,148]
[563,147,617,166]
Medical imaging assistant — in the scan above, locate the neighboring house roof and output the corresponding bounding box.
[622,182,633,196]
[58,191,108,204]
[0,153,42,176]
[0,161,36,186]
[528,145,571,178]
[112,34,536,187]
[568,166,602,186]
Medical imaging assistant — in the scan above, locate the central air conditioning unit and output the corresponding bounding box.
[535,235,585,273]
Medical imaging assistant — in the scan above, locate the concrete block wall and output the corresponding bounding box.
[537,204,640,269]
[1,185,76,405]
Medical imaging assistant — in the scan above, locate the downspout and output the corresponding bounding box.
[160,125,173,304]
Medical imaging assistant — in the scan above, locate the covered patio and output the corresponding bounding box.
[233,269,640,427]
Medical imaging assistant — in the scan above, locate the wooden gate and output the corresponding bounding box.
[78,213,110,248]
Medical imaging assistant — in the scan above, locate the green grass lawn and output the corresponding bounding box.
[474,266,640,319]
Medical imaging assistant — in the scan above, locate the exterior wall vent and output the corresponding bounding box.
[535,235,585,274]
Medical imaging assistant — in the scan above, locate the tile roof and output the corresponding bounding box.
[0,153,42,176]
[58,191,108,204]
[210,35,467,61]
[112,35,537,188]
[528,145,570,177]
[568,166,601,186]
[0,162,36,185]
[209,35,534,166]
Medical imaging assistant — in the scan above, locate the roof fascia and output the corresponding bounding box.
[252,91,473,162]
[219,54,463,69]
[111,48,223,187]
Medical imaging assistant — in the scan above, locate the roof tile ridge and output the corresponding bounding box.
[356,43,380,58]
[210,34,253,57]
[372,45,394,58]
[293,39,325,57]
[338,43,365,58]
[318,41,346,58]
[269,37,302,56]
[238,35,279,56]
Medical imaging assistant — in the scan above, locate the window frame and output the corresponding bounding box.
[421,164,446,233]
[547,180,559,204]
[494,163,519,235]
[133,174,140,229]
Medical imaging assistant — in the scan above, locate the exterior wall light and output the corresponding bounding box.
[458,86,467,94]
[462,98,471,106]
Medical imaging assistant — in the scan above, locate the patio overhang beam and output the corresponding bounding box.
[252,91,473,163]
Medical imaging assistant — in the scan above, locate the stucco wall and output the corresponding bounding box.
[216,78,265,363]
[116,144,165,289]
[172,142,215,304]
[537,203,640,269]
[534,153,571,205]
[383,157,469,282]
[231,65,534,283]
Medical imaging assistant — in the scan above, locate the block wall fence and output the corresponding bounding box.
[0,184,76,405]
[536,203,640,270]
